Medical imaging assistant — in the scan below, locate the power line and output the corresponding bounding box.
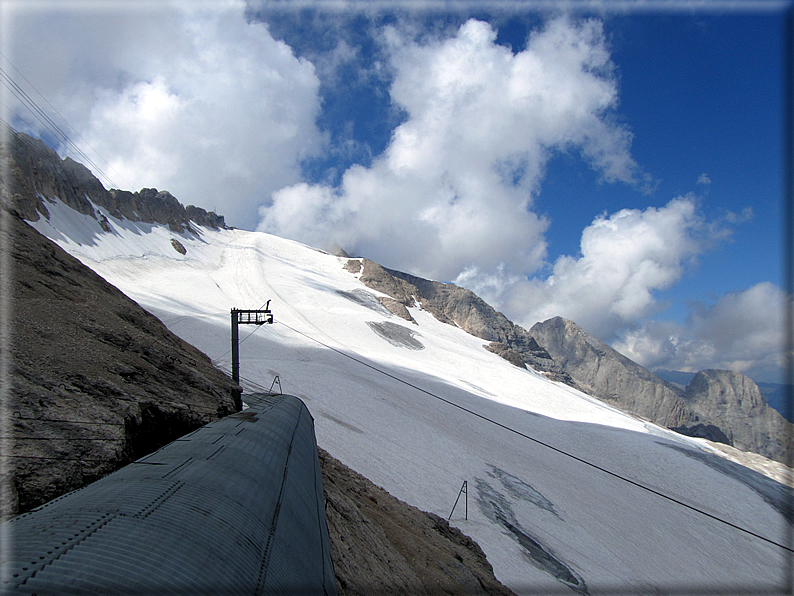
[211,320,270,368]
[0,115,64,164]
[0,52,133,191]
[0,59,124,191]
[275,319,794,554]
[0,68,110,185]
[214,362,275,395]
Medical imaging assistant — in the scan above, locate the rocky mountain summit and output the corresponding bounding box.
[682,369,789,461]
[351,258,575,385]
[528,317,691,428]
[1,125,226,233]
[354,264,791,465]
[528,317,791,463]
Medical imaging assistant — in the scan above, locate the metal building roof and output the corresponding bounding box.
[1,394,337,595]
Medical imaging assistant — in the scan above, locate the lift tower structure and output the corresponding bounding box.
[231,301,273,388]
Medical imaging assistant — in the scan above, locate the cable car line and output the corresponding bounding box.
[274,319,794,554]
[0,52,133,191]
[0,60,123,191]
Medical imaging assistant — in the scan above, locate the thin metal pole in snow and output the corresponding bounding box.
[448,480,467,521]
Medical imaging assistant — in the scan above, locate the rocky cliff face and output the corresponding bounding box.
[355,259,575,385]
[0,126,226,232]
[528,317,792,464]
[682,370,790,463]
[528,317,693,428]
[356,261,791,466]
[2,212,240,520]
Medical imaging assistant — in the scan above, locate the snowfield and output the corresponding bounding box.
[30,198,792,594]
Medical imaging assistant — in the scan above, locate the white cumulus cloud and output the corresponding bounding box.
[258,16,648,281]
[6,0,324,227]
[471,196,728,339]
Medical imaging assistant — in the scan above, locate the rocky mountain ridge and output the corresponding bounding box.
[2,211,240,520]
[353,262,791,465]
[347,258,575,386]
[684,369,789,461]
[1,125,227,233]
[4,125,788,467]
[528,317,790,462]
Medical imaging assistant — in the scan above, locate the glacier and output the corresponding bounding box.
[26,196,792,594]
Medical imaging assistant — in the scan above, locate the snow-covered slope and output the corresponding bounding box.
[29,198,791,594]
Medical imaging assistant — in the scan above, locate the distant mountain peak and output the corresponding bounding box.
[529,320,792,462]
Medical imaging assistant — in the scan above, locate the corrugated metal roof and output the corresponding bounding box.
[1,394,337,595]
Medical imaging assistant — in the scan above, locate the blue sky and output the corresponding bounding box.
[3,1,791,383]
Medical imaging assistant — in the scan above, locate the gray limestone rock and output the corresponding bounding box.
[529,317,693,428]
[484,343,526,369]
[529,318,793,464]
[359,259,423,309]
[356,260,575,384]
[377,297,417,323]
[1,125,227,232]
[344,259,363,274]
[354,260,790,465]
[171,238,187,255]
[683,370,791,463]
[1,125,101,222]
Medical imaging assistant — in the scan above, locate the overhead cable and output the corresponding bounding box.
[275,319,794,554]
[0,52,132,190]
[0,57,126,191]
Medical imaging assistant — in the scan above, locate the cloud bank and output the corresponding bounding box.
[472,196,787,382]
[258,16,647,281]
[613,282,789,382]
[7,0,324,226]
[254,14,781,382]
[7,6,782,382]
[488,196,724,337]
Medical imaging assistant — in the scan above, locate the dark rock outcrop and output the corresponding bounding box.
[2,212,239,521]
[319,448,515,596]
[669,423,732,444]
[0,125,226,232]
[483,343,526,369]
[377,296,416,323]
